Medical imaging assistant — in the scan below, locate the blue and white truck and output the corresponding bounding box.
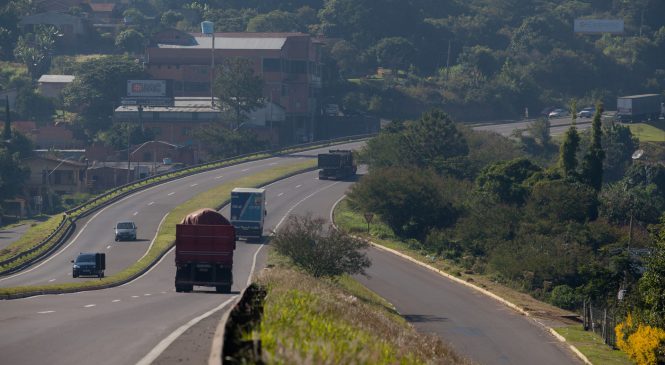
[230,187,266,242]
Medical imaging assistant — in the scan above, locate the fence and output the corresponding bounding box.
[582,298,617,347]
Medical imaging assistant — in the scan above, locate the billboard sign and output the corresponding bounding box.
[127,80,171,97]
[574,19,624,34]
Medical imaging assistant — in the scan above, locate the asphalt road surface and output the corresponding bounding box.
[0,129,582,365]
[0,146,359,365]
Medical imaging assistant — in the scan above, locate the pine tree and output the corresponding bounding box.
[581,103,605,190]
[559,101,579,178]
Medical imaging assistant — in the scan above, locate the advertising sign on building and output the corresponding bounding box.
[127,80,172,97]
[574,19,624,34]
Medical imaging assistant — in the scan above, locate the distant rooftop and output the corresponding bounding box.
[158,36,287,50]
[116,97,220,113]
[38,75,75,83]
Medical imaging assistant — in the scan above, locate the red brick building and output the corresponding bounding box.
[145,30,322,143]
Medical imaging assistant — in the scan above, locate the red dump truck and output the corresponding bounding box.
[175,208,236,293]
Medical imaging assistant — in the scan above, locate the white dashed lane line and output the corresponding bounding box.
[190,183,198,187]
[132,295,139,298]
[112,299,121,303]
[84,304,96,308]
[241,168,249,172]
[106,245,111,249]
[296,184,302,188]
[148,202,155,206]
[48,279,56,282]
[277,193,284,197]
[269,162,277,166]
[38,311,55,314]
[144,293,151,296]
[133,211,138,216]
[167,192,175,196]
[215,175,223,180]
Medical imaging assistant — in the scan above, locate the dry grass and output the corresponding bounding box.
[256,257,471,365]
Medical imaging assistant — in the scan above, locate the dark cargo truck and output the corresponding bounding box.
[318,149,357,180]
[174,208,236,293]
[616,94,662,123]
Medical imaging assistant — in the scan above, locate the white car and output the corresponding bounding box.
[577,107,594,118]
[548,109,568,118]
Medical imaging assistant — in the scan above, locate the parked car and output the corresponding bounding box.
[548,108,569,118]
[114,221,137,241]
[72,252,105,278]
[577,107,595,118]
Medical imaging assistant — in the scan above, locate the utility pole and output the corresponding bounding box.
[126,124,131,184]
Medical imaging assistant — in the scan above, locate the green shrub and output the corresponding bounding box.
[548,284,580,310]
[271,215,371,278]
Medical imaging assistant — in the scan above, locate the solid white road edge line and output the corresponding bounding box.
[135,296,238,365]
[329,195,594,365]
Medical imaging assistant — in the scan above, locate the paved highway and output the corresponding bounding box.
[0,146,359,365]
[0,126,582,364]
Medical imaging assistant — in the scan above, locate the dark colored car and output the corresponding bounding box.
[72,252,105,278]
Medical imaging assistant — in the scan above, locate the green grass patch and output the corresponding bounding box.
[0,215,65,262]
[628,123,665,142]
[256,257,468,364]
[0,160,316,297]
[554,326,631,365]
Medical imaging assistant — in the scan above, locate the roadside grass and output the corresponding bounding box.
[0,215,64,261]
[256,252,470,365]
[554,326,631,365]
[0,160,316,297]
[333,199,632,365]
[628,123,665,142]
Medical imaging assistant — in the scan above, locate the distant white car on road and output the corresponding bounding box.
[548,108,569,118]
[577,107,594,118]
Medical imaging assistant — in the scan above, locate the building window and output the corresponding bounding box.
[263,58,281,72]
[281,84,289,96]
[290,60,306,74]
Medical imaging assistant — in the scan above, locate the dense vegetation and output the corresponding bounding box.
[347,108,665,359]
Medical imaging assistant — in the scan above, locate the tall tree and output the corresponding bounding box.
[62,56,145,137]
[13,25,60,80]
[581,103,605,190]
[214,58,264,129]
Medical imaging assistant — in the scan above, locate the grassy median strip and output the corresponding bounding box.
[334,199,632,365]
[255,253,469,364]
[0,160,316,297]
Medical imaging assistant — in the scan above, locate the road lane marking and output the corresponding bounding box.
[106,245,111,249]
[148,201,155,206]
[274,182,340,231]
[144,293,151,296]
[269,162,277,165]
[215,175,224,179]
[38,311,55,314]
[132,295,139,298]
[241,168,249,172]
[84,304,95,308]
[112,299,120,303]
[160,291,166,294]
[48,279,56,282]
[190,183,198,187]
[296,184,302,188]
[133,211,138,216]
[277,192,284,197]
[136,296,237,365]
[167,192,175,196]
